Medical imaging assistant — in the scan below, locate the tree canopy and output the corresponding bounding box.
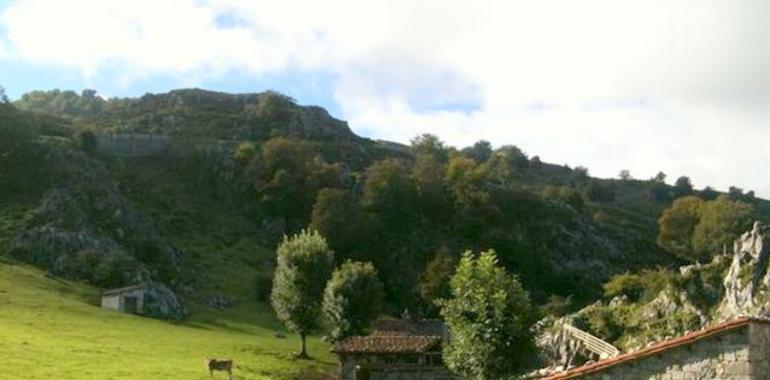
[440,250,536,379]
[322,260,384,342]
[271,230,335,358]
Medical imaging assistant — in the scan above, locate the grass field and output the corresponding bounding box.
[0,258,335,380]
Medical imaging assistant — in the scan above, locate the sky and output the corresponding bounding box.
[1,0,769,196]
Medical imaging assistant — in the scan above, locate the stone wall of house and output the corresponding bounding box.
[338,355,454,380]
[101,294,121,311]
[749,323,770,377]
[582,327,750,380]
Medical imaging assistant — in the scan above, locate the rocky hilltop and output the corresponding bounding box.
[535,222,770,373]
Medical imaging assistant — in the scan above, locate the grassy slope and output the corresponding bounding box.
[0,258,335,380]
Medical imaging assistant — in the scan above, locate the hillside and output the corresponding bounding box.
[0,257,334,379]
[3,88,770,378]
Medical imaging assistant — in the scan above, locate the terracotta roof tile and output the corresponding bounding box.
[332,335,442,354]
[542,317,768,379]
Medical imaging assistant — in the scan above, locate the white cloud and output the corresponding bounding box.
[2,0,770,195]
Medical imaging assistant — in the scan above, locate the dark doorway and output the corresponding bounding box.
[123,296,139,314]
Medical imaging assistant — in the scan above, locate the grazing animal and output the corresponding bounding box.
[205,357,234,379]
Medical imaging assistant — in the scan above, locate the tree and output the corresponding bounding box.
[673,176,694,198]
[658,195,754,260]
[439,250,536,379]
[362,158,418,231]
[309,188,373,259]
[322,260,384,342]
[618,170,632,181]
[462,140,493,163]
[657,196,704,260]
[0,85,8,103]
[411,153,451,220]
[417,248,454,316]
[701,186,718,201]
[691,196,754,257]
[410,133,448,160]
[652,171,667,183]
[271,230,334,358]
[573,166,589,184]
[78,130,98,154]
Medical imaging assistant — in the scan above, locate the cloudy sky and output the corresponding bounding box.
[1,0,769,196]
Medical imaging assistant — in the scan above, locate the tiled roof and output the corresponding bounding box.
[372,319,446,337]
[332,335,442,354]
[102,283,148,296]
[542,317,767,379]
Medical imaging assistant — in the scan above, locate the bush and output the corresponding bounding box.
[55,249,140,288]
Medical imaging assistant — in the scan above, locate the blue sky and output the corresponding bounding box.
[1,0,769,197]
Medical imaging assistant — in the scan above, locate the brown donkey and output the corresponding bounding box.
[205,357,233,379]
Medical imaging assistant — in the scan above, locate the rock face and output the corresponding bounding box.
[143,281,187,320]
[9,147,187,318]
[12,148,184,276]
[716,222,770,320]
[535,222,770,374]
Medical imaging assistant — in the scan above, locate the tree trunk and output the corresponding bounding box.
[297,333,309,359]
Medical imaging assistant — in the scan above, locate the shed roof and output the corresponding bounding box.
[371,319,446,337]
[102,283,148,296]
[542,317,767,379]
[332,335,442,355]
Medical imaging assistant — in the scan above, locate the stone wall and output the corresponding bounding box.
[95,133,169,157]
[749,322,770,377]
[582,327,750,380]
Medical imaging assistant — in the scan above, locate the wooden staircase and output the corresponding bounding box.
[561,324,620,359]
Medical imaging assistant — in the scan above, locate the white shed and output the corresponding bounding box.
[101,284,147,315]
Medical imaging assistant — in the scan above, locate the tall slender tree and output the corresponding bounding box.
[271,230,334,358]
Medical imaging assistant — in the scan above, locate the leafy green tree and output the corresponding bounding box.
[657,196,703,259]
[234,141,257,163]
[652,171,667,183]
[573,166,589,184]
[246,137,338,221]
[618,170,632,181]
[480,145,528,186]
[78,130,98,154]
[648,182,671,202]
[271,230,334,358]
[439,250,536,379]
[362,158,418,231]
[692,196,754,257]
[417,248,454,316]
[673,176,694,198]
[701,186,718,201]
[322,260,384,342]
[411,154,451,220]
[0,85,8,103]
[410,133,448,160]
[309,188,373,259]
[462,140,493,163]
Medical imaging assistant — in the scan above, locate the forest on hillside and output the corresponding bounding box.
[2,87,766,320]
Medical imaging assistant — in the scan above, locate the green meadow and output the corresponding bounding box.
[0,258,335,380]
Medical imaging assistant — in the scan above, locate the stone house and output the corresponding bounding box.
[332,319,454,380]
[542,317,770,379]
[101,283,147,315]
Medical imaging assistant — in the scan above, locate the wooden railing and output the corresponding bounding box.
[562,324,620,359]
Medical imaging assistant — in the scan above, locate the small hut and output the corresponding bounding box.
[101,283,148,315]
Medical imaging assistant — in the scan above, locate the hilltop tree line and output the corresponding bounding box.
[234,132,607,313]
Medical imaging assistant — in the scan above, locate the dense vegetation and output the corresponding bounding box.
[4,87,770,378]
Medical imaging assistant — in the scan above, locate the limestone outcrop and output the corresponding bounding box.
[535,222,770,374]
[716,222,770,320]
